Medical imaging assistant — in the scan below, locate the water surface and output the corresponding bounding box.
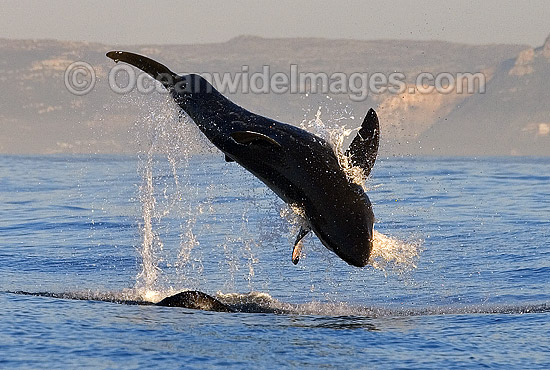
[1,155,549,369]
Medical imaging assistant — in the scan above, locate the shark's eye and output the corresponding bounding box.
[174,81,189,93]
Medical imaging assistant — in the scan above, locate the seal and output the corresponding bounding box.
[156,291,234,312]
[106,51,379,267]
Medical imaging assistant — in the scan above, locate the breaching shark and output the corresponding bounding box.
[106,51,379,267]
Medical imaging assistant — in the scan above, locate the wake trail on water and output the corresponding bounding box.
[7,290,550,318]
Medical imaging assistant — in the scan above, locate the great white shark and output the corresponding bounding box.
[106,51,379,267]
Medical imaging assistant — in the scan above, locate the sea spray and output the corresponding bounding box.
[135,145,162,294]
[133,97,175,299]
[370,231,422,273]
[131,95,264,297]
[301,107,366,188]
[132,95,207,299]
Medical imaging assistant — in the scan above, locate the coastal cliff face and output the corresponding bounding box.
[415,34,550,156]
[0,35,547,155]
[373,84,465,142]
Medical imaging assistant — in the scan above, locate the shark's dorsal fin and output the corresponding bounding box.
[231,131,282,148]
[345,108,379,177]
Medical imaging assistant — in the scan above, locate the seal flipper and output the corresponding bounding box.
[345,108,379,177]
[292,226,310,264]
[231,131,282,148]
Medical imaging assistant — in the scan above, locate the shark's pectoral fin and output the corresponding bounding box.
[231,131,282,148]
[292,226,310,265]
[225,154,235,162]
[345,108,380,177]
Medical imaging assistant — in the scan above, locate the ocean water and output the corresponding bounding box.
[1,154,549,369]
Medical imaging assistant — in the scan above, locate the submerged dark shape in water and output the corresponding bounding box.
[156,291,234,312]
[106,51,380,267]
[10,290,283,313]
[11,290,232,312]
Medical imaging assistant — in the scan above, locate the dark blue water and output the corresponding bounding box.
[1,155,549,369]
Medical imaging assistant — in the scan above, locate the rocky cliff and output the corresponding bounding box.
[0,36,540,155]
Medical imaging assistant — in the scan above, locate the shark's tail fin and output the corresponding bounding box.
[106,51,178,90]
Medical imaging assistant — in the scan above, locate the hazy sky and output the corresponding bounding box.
[1,0,549,46]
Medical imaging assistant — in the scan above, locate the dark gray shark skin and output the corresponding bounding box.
[106,51,379,267]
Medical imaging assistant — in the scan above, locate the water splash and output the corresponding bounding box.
[301,107,366,188]
[133,101,173,296]
[135,146,162,293]
[132,95,210,298]
[130,94,265,297]
[370,231,422,273]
